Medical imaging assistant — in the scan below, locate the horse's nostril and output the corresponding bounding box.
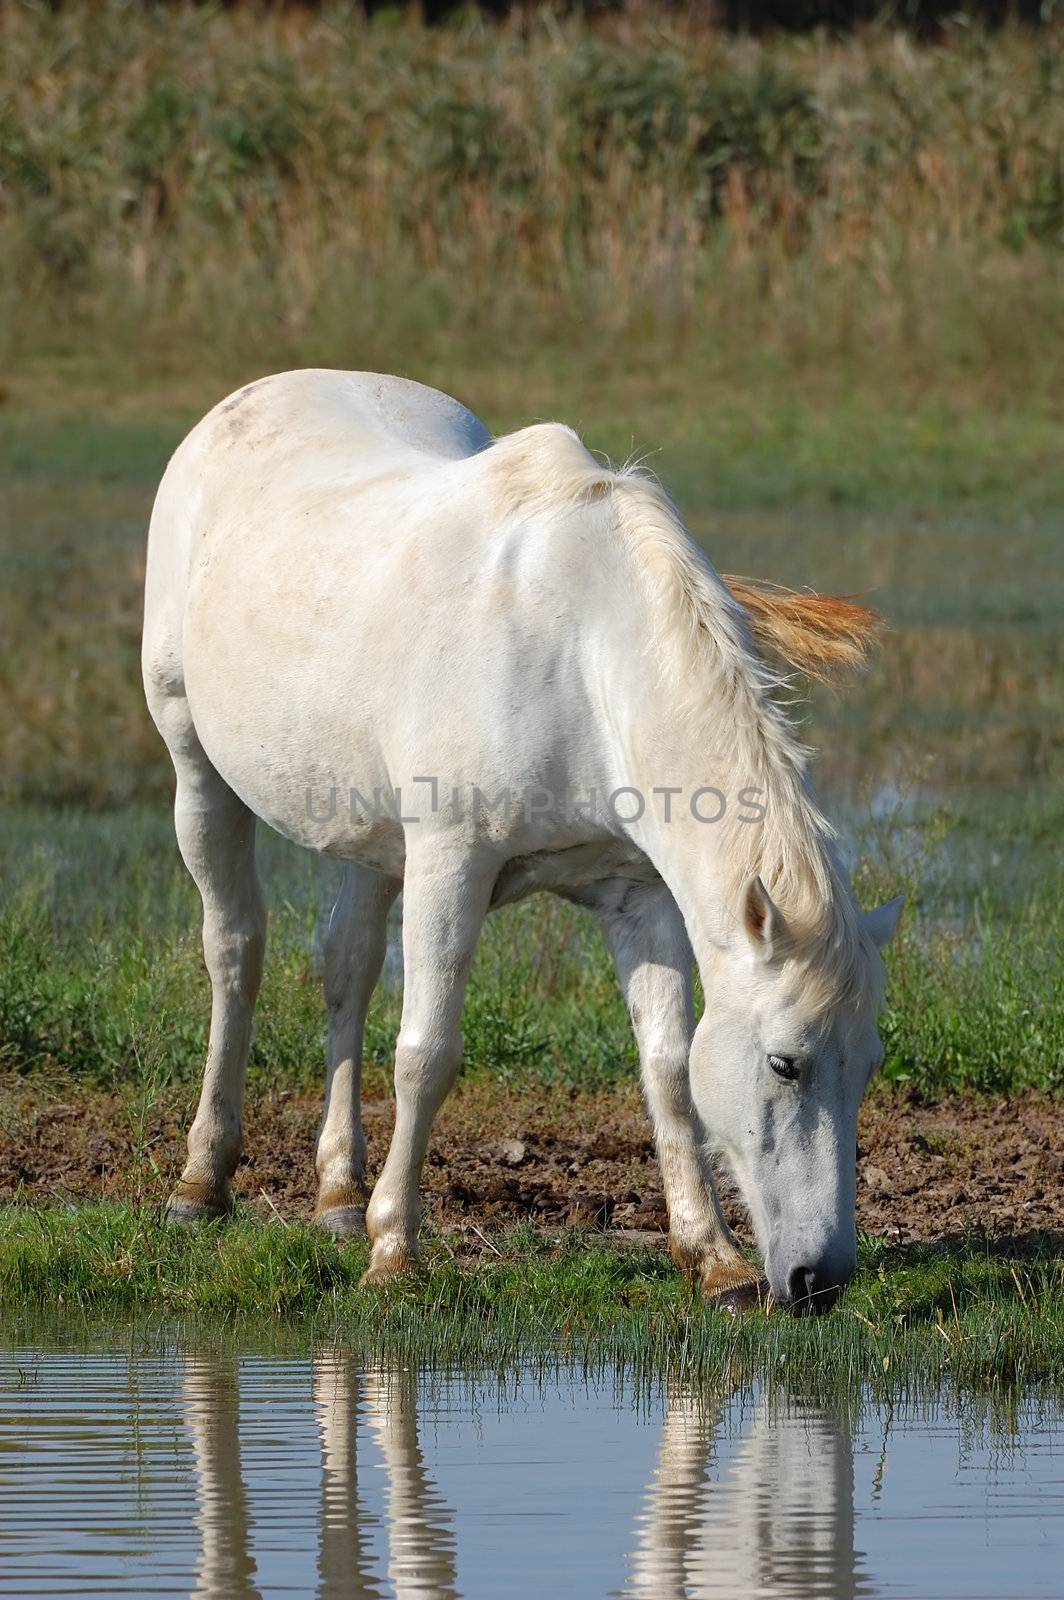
[787,1266,817,1311]
[785,1265,841,1315]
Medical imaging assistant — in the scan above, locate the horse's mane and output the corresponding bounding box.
[486,423,883,1010]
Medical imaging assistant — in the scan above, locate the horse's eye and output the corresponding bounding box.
[768,1054,800,1081]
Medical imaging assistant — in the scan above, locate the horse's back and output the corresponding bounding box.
[211,368,493,465]
[146,367,489,568]
[196,368,492,470]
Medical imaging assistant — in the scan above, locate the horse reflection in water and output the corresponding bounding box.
[625,1387,868,1600]
[182,1350,457,1600]
[183,1357,262,1600]
[181,1352,866,1600]
[316,1354,457,1600]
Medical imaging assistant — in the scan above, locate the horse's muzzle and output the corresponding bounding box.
[780,1264,847,1316]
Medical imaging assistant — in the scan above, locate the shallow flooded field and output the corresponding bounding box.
[2,1330,1063,1600]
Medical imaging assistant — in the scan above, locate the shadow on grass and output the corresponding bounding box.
[869,1229,1064,1268]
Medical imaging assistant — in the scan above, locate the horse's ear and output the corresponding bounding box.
[742,876,783,960]
[863,895,905,950]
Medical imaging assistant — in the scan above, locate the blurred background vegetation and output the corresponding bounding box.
[0,0,1061,1093]
[3,2,1061,377]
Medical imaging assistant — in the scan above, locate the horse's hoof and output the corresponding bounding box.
[359,1240,420,1287]
[165,1193,229,1227]
[165,1180,230,1226]
[314,1204,367,1240]
[706,1277,769,1316]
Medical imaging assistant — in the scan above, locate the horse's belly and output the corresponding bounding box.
[184,612,603,875]
[188,669,404,866]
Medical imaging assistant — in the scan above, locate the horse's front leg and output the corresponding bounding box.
[597,881,766,1309]
[362,846,494,1284]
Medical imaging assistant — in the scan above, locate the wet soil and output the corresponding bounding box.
[2,1078,1062,1246]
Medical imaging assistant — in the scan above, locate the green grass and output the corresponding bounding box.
[1,1204,1061,1397]
[0,804,1061,1096]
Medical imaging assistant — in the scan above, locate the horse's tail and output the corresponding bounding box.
[722,575,883,683]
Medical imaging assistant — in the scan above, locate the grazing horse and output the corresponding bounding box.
[142,370,902,1313]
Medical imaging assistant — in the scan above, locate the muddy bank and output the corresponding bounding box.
[2,1080,1062,1245]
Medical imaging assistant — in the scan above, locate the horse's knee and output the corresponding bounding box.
[643,1050,692,1122]
[393,1033,461,1100]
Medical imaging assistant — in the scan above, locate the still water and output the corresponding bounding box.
[1,1335,1062,1600]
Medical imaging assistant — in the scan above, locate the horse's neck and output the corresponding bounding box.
[563,490,836,962]
[602,669,742,957]
[612,644,839,968]
[638,777,743,962]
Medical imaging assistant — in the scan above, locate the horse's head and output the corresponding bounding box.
[690,877,903,1314]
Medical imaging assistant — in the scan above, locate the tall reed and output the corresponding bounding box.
[2,2,1060,378]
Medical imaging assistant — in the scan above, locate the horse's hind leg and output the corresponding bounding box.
[314,863,400,1237]
[164,718,267,1223]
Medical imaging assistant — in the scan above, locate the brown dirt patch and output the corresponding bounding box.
[1,1078,1062,1245]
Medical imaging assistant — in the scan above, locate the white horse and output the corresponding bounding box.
[142,369,902,1313]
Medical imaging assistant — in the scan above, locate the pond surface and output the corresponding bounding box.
[1,1334,1062,1599]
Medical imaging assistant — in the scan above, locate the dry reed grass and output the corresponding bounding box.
[1,3,1060,385]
